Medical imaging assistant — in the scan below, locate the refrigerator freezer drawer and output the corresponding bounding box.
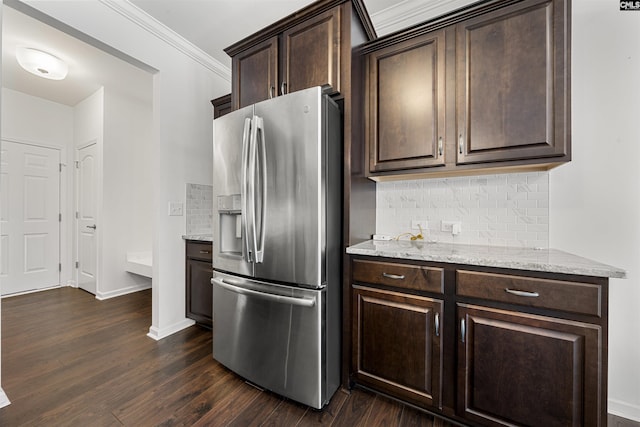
[211,271,336,409]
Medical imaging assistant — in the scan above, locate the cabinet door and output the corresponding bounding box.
[186,258,213,328]
[366,30,446,173]
[456,0,569,164]
[353,285,443,409]
[232,36,278,109]
[282,7,341,96]
[457,304,602,427]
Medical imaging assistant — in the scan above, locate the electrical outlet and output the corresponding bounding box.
[441,220,461,233]
[411,220,428,230]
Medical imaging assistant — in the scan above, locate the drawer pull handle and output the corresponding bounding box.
[199,250,211,254]
[382,272,405,280]
[435,313,440,337]
[505,288,539,298]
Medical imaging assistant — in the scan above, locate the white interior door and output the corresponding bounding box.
[76,143,98,295]
[0,140,61,296]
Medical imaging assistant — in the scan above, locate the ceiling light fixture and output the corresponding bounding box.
[16,47,68,80]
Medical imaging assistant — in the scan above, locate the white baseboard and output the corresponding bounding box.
[95,283,152,300]
[1,284,62,298]
[147,318,196,341]
[610,398,640,422]
[0,387,11,408]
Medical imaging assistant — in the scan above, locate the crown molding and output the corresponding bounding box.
[99,0,231,82]
[371,0,477,36]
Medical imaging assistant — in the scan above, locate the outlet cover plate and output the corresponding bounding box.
[441,220,461,232]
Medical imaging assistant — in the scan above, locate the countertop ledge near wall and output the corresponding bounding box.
[346,240,626,279]
[182,234,213,242]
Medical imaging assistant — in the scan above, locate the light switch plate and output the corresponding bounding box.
[168,202,183,216]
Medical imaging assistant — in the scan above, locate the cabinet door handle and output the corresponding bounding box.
[269,85,275,99]
[458,134,464,155]
[280,82,287,95]
[382,272,405,280]
[438,137,443,156]
[435,313,440,337]
[505,288,540,298]
[460,318,466,343]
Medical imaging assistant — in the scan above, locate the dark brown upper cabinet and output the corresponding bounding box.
[456,0,570,165]
[226,0,375,110]
[360,0,571,180]
[282,7,341,97]
[366,30,446,172]
[231,37,278,109]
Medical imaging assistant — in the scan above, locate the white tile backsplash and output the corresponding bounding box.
[376,171,549,248]
[186,183,213,235]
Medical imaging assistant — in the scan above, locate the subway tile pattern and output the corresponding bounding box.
[376,172,549,248]
[186,183,213,236]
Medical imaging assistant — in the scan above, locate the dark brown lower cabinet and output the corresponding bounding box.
[457,304,602,427]
[349,256,609,427]
[352,285,443,409]
[186,241,213,328]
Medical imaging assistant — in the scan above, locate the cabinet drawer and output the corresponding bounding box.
[352,259,443,294]
[186,241,213,262]
[456,270,601,317]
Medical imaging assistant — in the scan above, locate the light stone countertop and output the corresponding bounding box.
[346,240,626,279]
[182,234,213,243]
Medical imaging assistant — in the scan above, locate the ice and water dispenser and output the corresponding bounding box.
[217,194,242,255]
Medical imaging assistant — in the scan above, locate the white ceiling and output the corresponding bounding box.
[1,0,471,107]
[2,3,154,107]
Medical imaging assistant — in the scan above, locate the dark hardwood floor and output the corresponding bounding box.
[0,287,456,426]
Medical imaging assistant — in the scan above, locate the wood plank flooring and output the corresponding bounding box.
[0,287,456,426]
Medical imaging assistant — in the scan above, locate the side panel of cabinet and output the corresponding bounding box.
[366,31,446,173]
[456,0,569,164]
[353,285,443,408]
[282,7,341,96]
[186,258,213,328]
[212,94,232,119]
[457,304,601,427]
[232,36,278,109]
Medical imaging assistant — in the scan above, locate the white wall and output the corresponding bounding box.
[1,88,74,144]
[100,84,153,298]
[550,0,640,421]
[22,0,228,339]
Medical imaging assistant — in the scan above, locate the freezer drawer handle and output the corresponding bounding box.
[211,277,316,307]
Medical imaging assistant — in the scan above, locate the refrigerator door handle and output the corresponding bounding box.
[241,117,253,262]
[254,116,267,263]
[211,277,316,308]
[249,115,259,263]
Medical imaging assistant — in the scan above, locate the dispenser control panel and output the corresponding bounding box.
[218,194,241,212]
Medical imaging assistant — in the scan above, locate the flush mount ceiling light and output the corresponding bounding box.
[16,47,68,80]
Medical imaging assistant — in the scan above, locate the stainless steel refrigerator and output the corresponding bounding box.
[210,86,341,409]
